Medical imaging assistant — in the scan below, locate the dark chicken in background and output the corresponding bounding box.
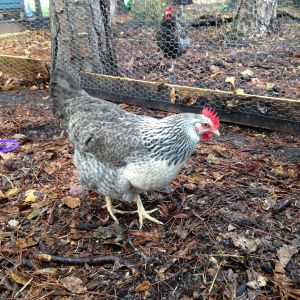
[156,5,191,71]
[51,69,220,228]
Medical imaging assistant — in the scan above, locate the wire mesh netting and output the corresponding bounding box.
[0,0,299,126]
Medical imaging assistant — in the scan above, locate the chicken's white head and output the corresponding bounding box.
[195,108,220,140]
[165,6,175,20]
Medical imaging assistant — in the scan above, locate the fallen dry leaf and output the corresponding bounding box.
[187,172,206,185]
[119,103,129,109]
[60,276,86,294]
[62,196,81,208]
[212,171,225,182]
[226,99,240,108]
[135,280,151,292]
[3,78,20,91]
[207,153,220,165]
[126,57,135,68]
[241,69,254,78]
[0,231,12,240]
[210,65,220,74]
[16,238,38,249]
[24,189,37,203]
[266,82,274,91]
[155,268,167,281]
[130,228,161,243]
[235,88,245,95]
[246,275,267,289]
[225,76,235,86]
[8,219,19,228]
[29,85,38,91]
[26,206,48,220]
[277,244,298,269]
[272,165,285,176]
[69,185,85,197]
[5,188,19,198]
[10,272,30,285]
[225,232,261,253]
[227,224,236,232]
[37,268,58,276]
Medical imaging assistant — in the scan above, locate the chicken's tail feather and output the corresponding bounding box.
[51,69,86,120]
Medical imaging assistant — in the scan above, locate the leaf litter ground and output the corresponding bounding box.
[0,89,299,299]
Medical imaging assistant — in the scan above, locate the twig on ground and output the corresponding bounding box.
[35,291,55,300]
[77,222,110,230]
[127,237,148,260]
[0,173,14,188]
[47,202,56,225]
[193,198,223,218]
[208,262,222,294]
[14,278,33,298]
[0,257,35,269]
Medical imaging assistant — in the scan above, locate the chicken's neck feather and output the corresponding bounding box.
[140,114,199,167]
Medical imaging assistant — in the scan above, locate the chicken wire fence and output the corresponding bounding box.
[0,0,299,127]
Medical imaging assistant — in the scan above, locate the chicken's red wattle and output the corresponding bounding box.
[200,133,212,140]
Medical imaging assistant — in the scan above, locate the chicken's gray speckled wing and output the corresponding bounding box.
[66,96,148,166]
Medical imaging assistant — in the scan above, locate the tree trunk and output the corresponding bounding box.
[50,0,117,82]
[110,0,117,18]
[34,0,43,17]
[235,0,279,36]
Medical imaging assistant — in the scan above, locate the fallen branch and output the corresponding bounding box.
[0,257,35,269]
[32,252,137,271]
[190,16,233,27]
[278,6,300,20]
[77,222,109,230]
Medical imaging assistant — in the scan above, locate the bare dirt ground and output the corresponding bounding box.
[0,90,299,299]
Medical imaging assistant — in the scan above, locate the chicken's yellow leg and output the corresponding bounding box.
[135,194,163,229]
[104,196,133,223]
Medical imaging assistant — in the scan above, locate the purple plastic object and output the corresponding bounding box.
[0,140,20,153]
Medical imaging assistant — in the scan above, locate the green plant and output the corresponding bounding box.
[132,0,170,25]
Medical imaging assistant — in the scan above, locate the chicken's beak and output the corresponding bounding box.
[212,129,220,136]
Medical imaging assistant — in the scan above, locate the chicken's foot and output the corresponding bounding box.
[104,196,134,224]
[158,57,171,70]
[135,195,163,229]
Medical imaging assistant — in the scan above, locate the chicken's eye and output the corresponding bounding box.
[202,123,210,128]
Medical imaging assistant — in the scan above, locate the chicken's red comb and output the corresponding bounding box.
[166,5,175,11]
[202,108,220,129]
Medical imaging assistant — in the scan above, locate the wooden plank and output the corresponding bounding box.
[0,30,30,39]
[190,15,233,27]
[81,72,300,134]
[0,54,49,79]
[278,6,300,20]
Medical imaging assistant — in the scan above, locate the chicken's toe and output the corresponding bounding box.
[135,195,163,229]
[104,196,134,223]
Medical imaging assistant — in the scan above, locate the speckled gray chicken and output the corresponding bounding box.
[51,69,220,228]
